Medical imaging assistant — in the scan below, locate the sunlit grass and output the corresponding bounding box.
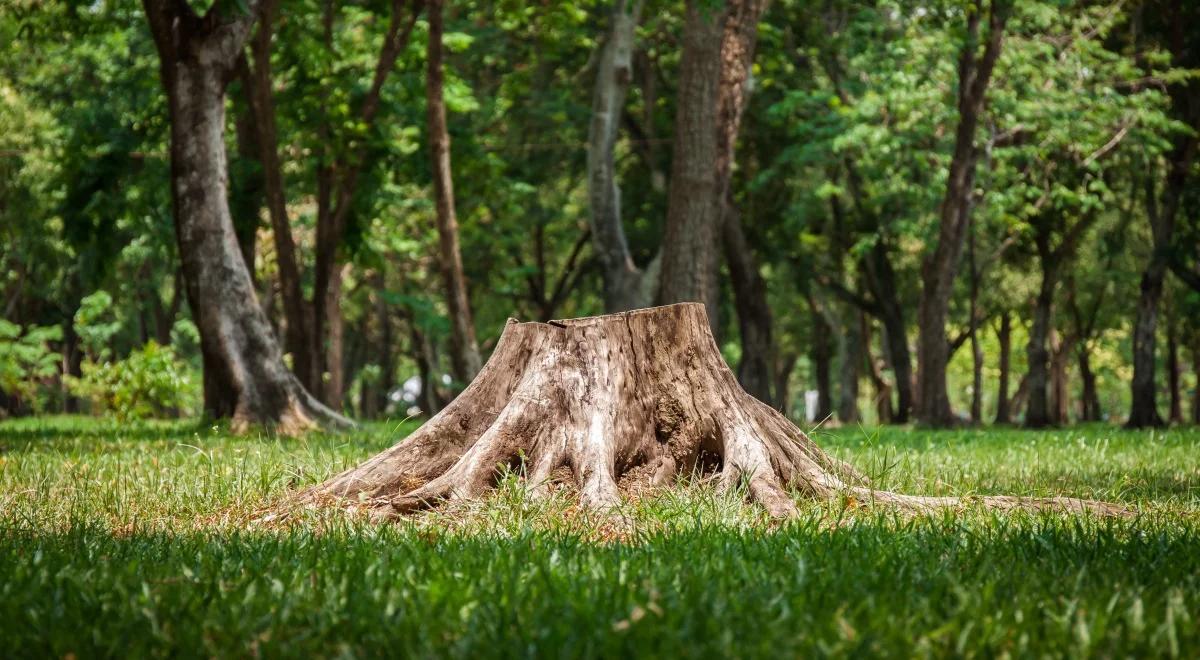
[1,416,1198,657]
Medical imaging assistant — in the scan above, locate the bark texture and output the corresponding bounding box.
[289,304,1127,520]
[657,1,725,330]
[143,0,347,432]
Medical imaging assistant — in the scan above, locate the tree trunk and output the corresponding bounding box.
[1167,316,1183,424]
[1077,347,1101,422]
[1128,202,1166,429]
[1128,0,1198,428]
[282,304,1128,522]
[836,303,861,424]
[713,0,773,401]
[869,244,913,423]
[244,1,314,390]
[1049,329,1071,425]
[427,0,482,383]
[915,0,1008,427]
[587,0,651,312]
[967,225,982,424]
[995,312,1012,424]
[863,316,894,424]
[1025,240,1056,428]
[774,351,798,417]
[657,0,725,331]
[142,0,347,432]
[809,300,834,422]
[724,205,774,405]
[323,263,347,409]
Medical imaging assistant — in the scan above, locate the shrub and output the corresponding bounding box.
[0,320,62,414]
[70,341,199,420]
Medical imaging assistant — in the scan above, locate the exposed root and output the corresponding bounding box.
[272,304,1134,524]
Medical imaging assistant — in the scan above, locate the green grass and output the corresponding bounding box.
[1,416,1198,657]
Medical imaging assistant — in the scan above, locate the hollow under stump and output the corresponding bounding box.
[300,303,1128,520]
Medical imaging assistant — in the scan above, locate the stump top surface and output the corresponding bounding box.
[527,302,705,328]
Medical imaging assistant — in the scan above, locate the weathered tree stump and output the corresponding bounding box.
[305,304,1128,519]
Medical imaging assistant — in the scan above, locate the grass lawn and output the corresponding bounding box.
[1,416,1198,657]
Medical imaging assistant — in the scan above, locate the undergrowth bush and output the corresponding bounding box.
[0,319,62,414]
[69,341,199,420]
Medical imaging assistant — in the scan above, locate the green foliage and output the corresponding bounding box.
[0,321,62,413]
[68,342,199,421]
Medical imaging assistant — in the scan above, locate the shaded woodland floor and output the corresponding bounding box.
[1,417,1198,657]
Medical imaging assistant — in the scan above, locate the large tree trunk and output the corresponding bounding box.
[587,0,652,312]
[994,312,1012,424]
[915,0,1008,427]
[427,0,482,383]
[657,0,724,331]
[284,304,1127,522]
[143,0,347,432]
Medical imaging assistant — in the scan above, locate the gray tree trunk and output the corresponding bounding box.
[143,0,347,432]
[587,0,652,312]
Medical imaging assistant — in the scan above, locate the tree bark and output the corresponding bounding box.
[915,0,1008,427]
[1167,314,1183,424]
[1025,234,1057,428]
[774,351,798,417]
[1077,348,1101,422]
[657,0,725,331]
[587,0,652,312]
[724,205,774,405]
[712,0,773,401]
[427,0,482,383]
[1049,329,1071,425]
[142,0,347,432]
[281,304,1129,522]
[994,311,1012,424]
[863,316,894,424]
[1127,0,1199,428]
[836,303,862,424]
[809,298,834,423]
[968,224,983,424]
[866,242,913,423]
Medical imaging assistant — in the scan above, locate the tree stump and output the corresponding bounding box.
[305,303,1128,519]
